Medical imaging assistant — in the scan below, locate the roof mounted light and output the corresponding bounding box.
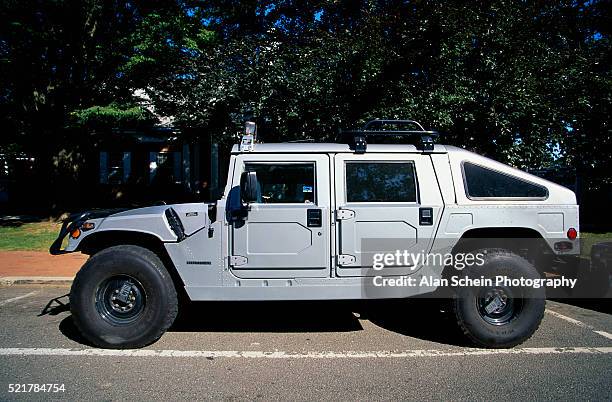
[240,121,257,152]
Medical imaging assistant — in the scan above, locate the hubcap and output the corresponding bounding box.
[476,286,522,325]
[95,275,146,325]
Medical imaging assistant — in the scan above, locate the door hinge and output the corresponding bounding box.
[229,255,248,266]
[336,209,355,220]
[337,254,357,266]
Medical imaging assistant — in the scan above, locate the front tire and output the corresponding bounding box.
[70,245,178,349]
[452,249,545,348]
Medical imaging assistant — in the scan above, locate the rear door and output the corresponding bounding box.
[230,153,331,278]
[334,153,443,277]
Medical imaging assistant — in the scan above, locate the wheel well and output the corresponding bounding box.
[78,231,186,298]
[451,227,552,275]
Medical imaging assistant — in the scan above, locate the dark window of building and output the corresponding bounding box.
[149,151,182,185]
[463,162,548,199]
[245,163,315,204]
[100,151,131,184]
[346,162,417,202]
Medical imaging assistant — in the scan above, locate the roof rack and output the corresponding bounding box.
[340,119,440,154]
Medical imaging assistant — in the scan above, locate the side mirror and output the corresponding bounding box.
[240,171,258,203]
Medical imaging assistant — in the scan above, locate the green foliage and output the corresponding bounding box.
[121,0,609,183]
[0,222,61,251]
[71,104,155,128]
[121,11,215,87]
[1,0,610,195]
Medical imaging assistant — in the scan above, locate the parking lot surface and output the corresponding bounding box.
[0,285,610,400]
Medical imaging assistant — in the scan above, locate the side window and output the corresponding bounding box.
[245,163,315,204]
[463,162,548,199]
[346,162,417,203]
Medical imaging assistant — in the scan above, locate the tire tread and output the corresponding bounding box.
[70,245,178,349]
[451,248,545,348]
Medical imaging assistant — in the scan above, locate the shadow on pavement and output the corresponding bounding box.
[170,300,364,333]
[35,293,92,346]
[38,294,70,316]
[59,316,94,347]
[171,298,470,347]
[47,293,607,348]
[50,298,471,347]
[360,298,472,347]
[548,298,612,315]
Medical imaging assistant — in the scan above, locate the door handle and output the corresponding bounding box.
[307,209,322,227]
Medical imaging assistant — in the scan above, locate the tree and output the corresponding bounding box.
[0,0,185,210]
[1,0,610,212]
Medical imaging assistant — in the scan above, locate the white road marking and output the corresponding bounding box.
[546,309,612,341]
[546,309,594,329]
[0,291,38,307]
[593,331,612,340]
[0,347,610,359]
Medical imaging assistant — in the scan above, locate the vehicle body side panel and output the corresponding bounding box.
[64,204,210,253]
[430,153,456,204]
[96,205,178,241]
[164,219,224,288]
[441,147,580,255]
[228,154,331,277]
[59,145,580,301]
[333,153,444,277]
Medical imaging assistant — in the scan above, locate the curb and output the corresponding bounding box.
[0,276,73,286]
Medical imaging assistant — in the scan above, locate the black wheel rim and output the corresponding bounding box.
[95,275,146,326]
[476,286,523,326]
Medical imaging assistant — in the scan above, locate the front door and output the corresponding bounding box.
[230,154,330,278]
[334,153,443,277]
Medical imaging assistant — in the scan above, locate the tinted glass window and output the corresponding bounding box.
[245,163,315,204]
[346,162,417,202]
[463,162,548,198]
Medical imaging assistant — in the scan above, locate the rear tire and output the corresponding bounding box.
[70,245,178,349]
[452,249,545,348]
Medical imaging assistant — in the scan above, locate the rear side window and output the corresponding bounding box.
[346,162,417,202]
[463,162,548,199]
[245,163,315,204]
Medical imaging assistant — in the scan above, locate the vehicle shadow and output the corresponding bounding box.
[44,289,610,348]
[51,296,470,347]
[36,294,93,346]
[171,298,470,347]
[360,298,472,347]
[34,293,92,346]
[38,294,70,317]
[59,316,94,347]
[170,300,364,333]
[548,298,612,315]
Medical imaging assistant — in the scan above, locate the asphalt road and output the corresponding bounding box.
[0,285,610,401]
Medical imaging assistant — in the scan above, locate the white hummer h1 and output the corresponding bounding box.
[51,120,579,349]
